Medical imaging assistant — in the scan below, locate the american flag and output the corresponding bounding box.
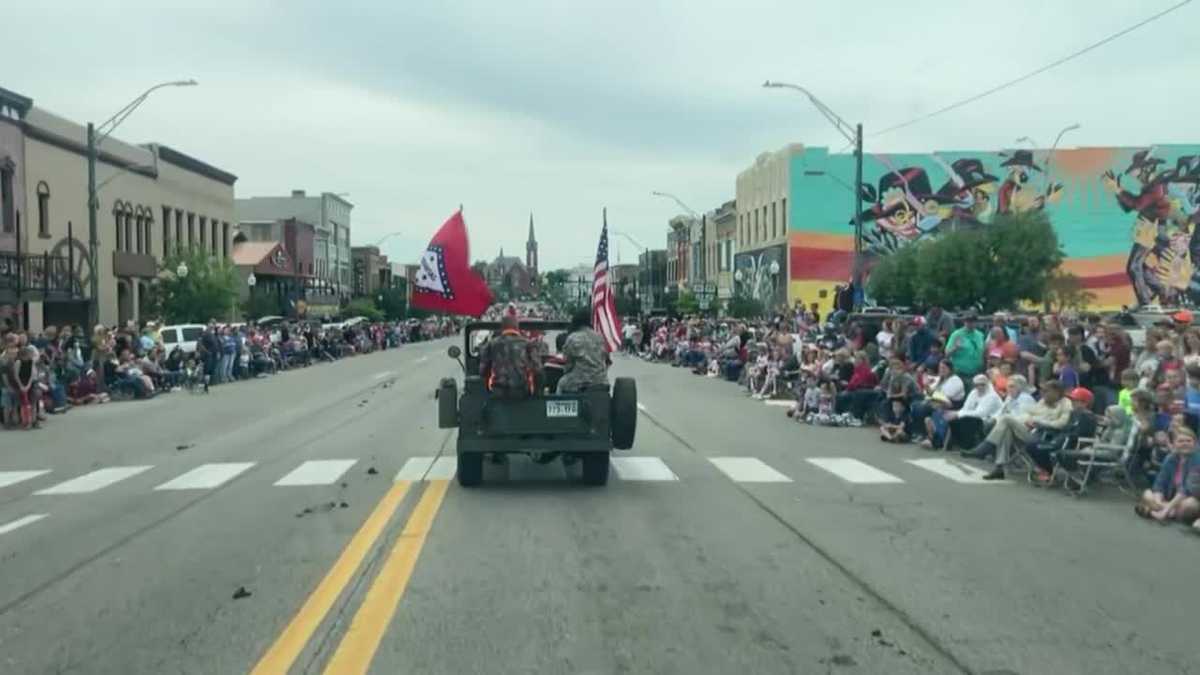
[592,213,623,352]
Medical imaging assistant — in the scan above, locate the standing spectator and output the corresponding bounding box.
[946,312,985,378]
[907,316,934,367]
[1053,346,1080,389]
[220,327,237,383]
[926,306,955,339]
[876,319,896,361]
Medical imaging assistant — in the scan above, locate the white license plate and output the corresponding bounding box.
[546,400,579,418]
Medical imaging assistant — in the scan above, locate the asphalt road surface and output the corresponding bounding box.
[1,341,1197,675]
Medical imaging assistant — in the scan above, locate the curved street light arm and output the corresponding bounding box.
[763,81,857,145]
[612,229,649,252]
[650,191,700,219]
[96,79,198,145]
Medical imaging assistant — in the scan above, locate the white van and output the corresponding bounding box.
[159,324,207,354]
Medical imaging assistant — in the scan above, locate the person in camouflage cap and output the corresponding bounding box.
[479,315,542,399]
[557,309,610,394]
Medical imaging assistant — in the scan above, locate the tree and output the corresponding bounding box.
[242,292,282,320]
[378,282,408,320]
[675,290,699,316]
[727,296,765,319]
[1043,269,1097,312]
[343,297,384,321]
[864,209,1064,312]
[148,247,240,323]
[866,243,923,308]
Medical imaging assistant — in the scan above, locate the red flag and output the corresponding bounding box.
[410,210,494,317]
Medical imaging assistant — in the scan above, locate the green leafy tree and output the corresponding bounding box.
[727,296,765,319]
[866,210,1064,313]
[1043,268,1097,312]
[675,290,699,316]
[866,243,923,308]
[343,297,384,322]
[378,283,408,320]
[242,292,282,320]
[149,247,240,323]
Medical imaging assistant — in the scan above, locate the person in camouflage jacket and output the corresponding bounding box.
[479,315,542,398]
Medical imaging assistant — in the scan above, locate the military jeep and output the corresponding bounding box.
[437,321,637,487]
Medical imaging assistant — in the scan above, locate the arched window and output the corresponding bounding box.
[36,182,50,238]
[135,206,145,253]
[113,201,126,251]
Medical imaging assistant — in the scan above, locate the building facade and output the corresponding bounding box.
[236,190,353,299]
[232,218,316,317]
[735,144,798,312]
[665,216,691,297]
[705,199,737,302]
[637,249,667,312]
[351,245,392,298]
[0,86,32,329]
[13,97,236,330]
[787,144,1200,311]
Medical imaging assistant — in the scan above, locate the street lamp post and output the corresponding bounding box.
[87,79,197,327]
[651,191,705,290]
[762,80,862,309]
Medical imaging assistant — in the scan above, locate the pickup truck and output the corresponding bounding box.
[437,321,637,487]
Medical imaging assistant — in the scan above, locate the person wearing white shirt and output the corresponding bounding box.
[944,374,1003,449]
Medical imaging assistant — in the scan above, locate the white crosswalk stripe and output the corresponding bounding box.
[708,457,793,483]
[34,466,154,495]
[807,457,904,484]
[0,470,51,489]
[905,458,1006,484]
[393,457,457,481]
[155,462,256,491]
[612,457,679,481]
[274,460,358,486]
[0,514,48,537]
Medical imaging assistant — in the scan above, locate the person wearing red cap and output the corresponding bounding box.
[1023,387,1099,483]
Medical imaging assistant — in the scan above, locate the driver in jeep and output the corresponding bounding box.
[479,315,542,399]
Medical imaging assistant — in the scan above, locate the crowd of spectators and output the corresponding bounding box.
[625,304,1200,534]
[0,315,458,431]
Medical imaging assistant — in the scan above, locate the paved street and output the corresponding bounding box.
[1,342,1197,675]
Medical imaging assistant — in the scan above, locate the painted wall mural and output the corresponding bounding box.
[787,145,1200,309]
[734,244,786,310]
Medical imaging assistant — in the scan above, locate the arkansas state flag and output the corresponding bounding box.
[410,210,493,317]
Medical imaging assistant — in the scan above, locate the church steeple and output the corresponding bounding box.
[526,212,538,277]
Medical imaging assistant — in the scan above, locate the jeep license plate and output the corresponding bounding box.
[546,400,579,418]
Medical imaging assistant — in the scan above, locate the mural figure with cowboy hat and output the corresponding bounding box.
[857,167,956,255]
[1102,148,1199,305]
[997,150,1065,215]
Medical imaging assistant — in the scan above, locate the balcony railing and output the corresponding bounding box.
[0,251,84,302]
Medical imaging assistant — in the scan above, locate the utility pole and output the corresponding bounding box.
[853,123,863,308]
[86,123,99,328]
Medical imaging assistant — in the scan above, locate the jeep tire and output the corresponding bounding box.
[581,452,610,486]
[457,453,483,487]
[610,377,637,450]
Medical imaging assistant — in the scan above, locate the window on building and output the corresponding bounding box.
[36,182,50,238]
[187,213,195,247]
[771,202,777,239]
[115,206,123,251]
[0,168,13,233]
[211,219,219,256]
[135,212,145,253]
[762,206,768,240]
[753,210,758,242]
[222,222,230,259]
[145,215,153,256]
[199,216,207,252]
[782,198,787,231]
[162,207,171,258]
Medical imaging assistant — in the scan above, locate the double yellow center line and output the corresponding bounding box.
[250,478,450,675]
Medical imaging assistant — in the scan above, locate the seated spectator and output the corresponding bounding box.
[967,380,1073,480]
[1118,368,1138,415]
[996,375,1036,419]
[942,374,1003,450]
[1136,426,1200,524]
[909,359,965,440]
[921,391,955,449]
[1025,387,1099,483]
[834,351,878,416]
[67,368,108,405]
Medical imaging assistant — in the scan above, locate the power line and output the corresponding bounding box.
[872,0,1194,137]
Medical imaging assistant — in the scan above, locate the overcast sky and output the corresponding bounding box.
[8,1,1197,269]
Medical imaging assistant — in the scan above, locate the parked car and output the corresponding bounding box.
[159,324,206,355]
